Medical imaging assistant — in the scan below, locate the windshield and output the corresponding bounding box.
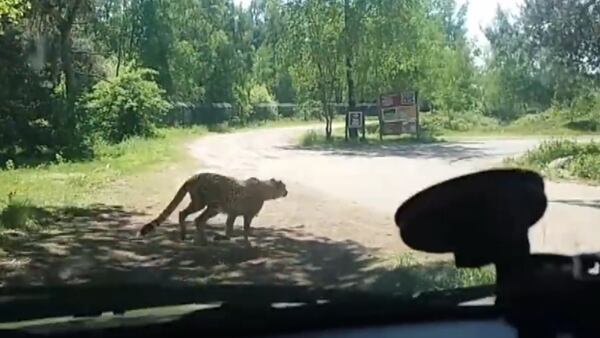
[0,0,598,310]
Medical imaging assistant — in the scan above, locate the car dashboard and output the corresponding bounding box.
[271,319,517,338]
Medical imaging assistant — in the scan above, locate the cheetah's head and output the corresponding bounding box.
[268,178,288,199]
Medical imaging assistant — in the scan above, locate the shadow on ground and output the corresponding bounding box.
[0,204,493,295]
[279,141,489,161]
[551,199,600,210]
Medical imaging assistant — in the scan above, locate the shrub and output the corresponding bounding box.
[517,139,581,167]
[0,192,48,231]
[249,84,278,121]
[299,130,321,146]
[82,66,172,143]
[420,111,499,133]
[298,99,322,120]
[511,139,600,182]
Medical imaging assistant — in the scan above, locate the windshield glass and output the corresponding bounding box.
[0,0,598,309]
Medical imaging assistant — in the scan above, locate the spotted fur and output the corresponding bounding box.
[137,172,288,244]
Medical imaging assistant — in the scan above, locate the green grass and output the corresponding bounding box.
[0,126,209,233]
[0,126,208,210]
[0,193,51,233]
[373,253,496,295]
[0,118,325,232]
[505,138,600,184]
[425,110,600,139]
[442,123,594,139]
[298,123,439,149]
[296,110,600,149]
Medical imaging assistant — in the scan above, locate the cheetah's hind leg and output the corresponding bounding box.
[178,195,206,241]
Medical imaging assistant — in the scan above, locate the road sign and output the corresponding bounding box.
[348,111,363,129]
[378,91,419,138]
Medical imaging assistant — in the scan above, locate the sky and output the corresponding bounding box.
[458,0,522,45]
[233,0,522,46]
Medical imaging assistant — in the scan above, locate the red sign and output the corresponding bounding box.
[380,94,401,109]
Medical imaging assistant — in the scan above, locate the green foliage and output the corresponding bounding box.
[2,0,599,168]
[521,0,600,73]
[298,99,322,121]
[515,139,582,168]
[249,84,278,121]
[0,0,28,29]
[481,3,599,120]
[299,130,320,147]
[421,111,499,133]
[383,253,496,293]
[0,126,207,219]
[509,139,600,183]
[82,66,172,143]
[0,192,47,231]
[509,106,600,134]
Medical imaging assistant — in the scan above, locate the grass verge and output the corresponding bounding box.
[422,109,600,139]
[298,124,439,149]
[504,138,600,184]
[374,253,495,295]
[0,126,208,233]
[0,118,323,233]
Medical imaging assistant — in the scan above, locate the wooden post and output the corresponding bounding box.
[345,111,349,141]
[361,111,366,141]
[416,90,420,140]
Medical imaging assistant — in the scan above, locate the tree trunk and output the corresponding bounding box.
[322,100,332,139]
[59,28,76,110]
[344,0,358,140]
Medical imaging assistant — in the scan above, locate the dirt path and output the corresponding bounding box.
[187,126,600,255]
[2,125,599,293]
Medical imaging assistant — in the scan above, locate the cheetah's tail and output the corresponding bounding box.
[137,180,190,237]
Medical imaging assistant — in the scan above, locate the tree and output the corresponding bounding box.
[0,0,29,32]
[521,0,600,73]
[283,0,345,138]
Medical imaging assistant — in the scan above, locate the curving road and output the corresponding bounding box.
[187,125,600,256]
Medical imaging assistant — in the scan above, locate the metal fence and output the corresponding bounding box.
[163,102,382,126]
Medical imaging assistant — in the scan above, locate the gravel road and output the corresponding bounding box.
[188,125,600,256]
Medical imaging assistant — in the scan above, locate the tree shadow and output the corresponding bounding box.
[279,141,489,161]
[0,203,493,296]
[550,199,600,210]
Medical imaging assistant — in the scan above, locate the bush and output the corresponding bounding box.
[82,66,172,143]
[298,99,322,120]
[572,91,600,116]
[299,130,321,146]
[0,192,48,231]
[516,139,582,167]
[420,111,499,133]
[249,84,278,121]
[571,154,600,181]
[511,139,600,182]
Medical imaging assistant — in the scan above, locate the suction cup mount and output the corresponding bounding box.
[394,168,549,302]
[395,168,547,267]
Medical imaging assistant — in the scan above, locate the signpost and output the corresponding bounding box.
[378,91,419,140]
[345,110,366,141]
